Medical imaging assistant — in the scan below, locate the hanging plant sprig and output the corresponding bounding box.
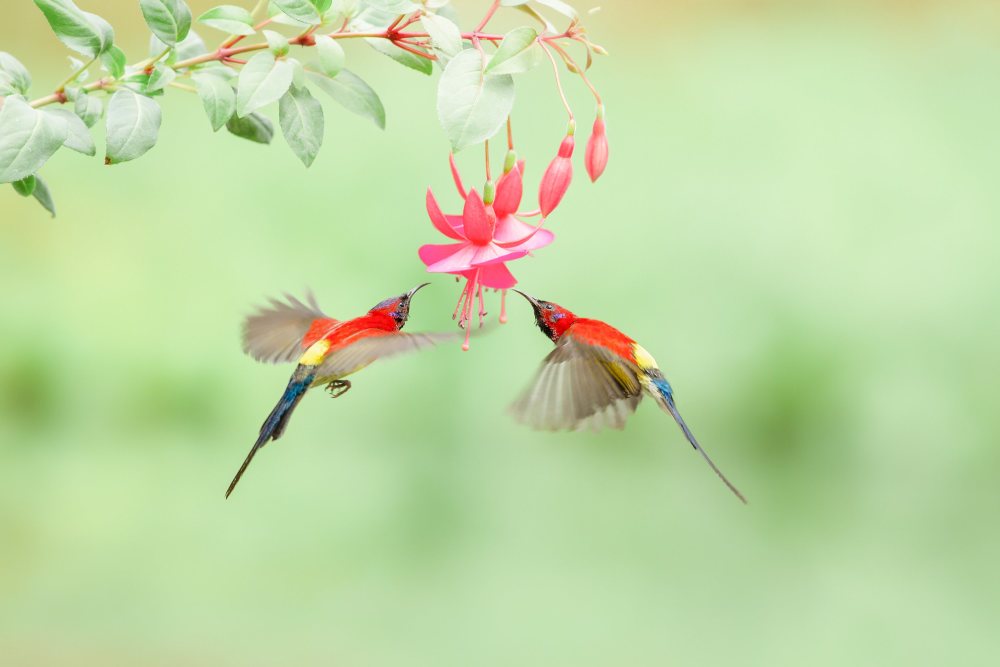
[0,0,607,217]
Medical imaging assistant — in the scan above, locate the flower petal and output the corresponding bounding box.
[425,243,480,273]
[427,189,464,240]
[493,163,523,218]
[478,262,517,289]
[463,189,493,244]
[470,243,528,267]
[419,242,469,270]
[493,215,555,250]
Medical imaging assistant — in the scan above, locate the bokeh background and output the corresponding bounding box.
[2,0,999,664]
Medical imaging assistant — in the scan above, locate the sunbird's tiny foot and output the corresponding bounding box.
[326,379,351,398]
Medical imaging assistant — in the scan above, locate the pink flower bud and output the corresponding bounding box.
[539,136,574,218]
[585,117,608,182]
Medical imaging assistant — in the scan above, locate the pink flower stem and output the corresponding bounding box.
[475,0,502,32]
[499,289,509,324]
[506,117,514,150]
[548,40,603,105]
[539,41,574,123]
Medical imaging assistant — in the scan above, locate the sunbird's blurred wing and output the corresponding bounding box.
[510,335,644,432]
[242,292,339,363]
[315,330,457,378]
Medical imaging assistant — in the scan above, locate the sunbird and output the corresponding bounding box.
[226,283,450,498]
[509,290,747,504]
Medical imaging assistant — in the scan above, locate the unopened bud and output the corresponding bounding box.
[585,112,608,182]
[539,135,574,217]
[503,149,517,174]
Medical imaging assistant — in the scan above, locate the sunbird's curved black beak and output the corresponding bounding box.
[404,282,431,300]
[511,288,543,311]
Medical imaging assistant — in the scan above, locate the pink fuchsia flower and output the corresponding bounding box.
[419,155,554,350]
[538,133,574,217]
[585,110,608,182]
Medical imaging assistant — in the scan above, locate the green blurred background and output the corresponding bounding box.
[2,0,999,664]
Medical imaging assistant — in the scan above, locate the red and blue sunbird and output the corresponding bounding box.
[509,290,747,503]
[226,284,450,498]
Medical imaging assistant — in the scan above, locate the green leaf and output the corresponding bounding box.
[421,14,462,64]
[100,44,126,79]
[487,42,542,76]
[236,52,294,117]
[33,0,115,57]
[278,85,324,167]
[437,49,514,151]
[263,29,290,57]
[288,57,306,89]
[307,70,385,129]
[74,92,103,127]
[192,72,236,131]
[313,35,344,78]
[534,0,577,19]
[226,112,273,143]
[150,30,206,64]
[0,96,69,183]
[365,39,433,75]
[140,0,192,46]
[0,52,31,95]
[197,5,255,35]
[145,63,176,93]
[31,175,57,216]
[104,89,162,164]
[484,27,537,74]
[42,108,95,156]
[366,0,420,12]
[271,0,321,25]
[12,175,36,197]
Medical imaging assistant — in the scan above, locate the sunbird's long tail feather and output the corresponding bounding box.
[226,366,316,498]
[651,378,747,504]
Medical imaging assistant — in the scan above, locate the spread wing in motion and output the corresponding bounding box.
[510,335,644,432]
[242,291,338,364]
[314,330,458,381]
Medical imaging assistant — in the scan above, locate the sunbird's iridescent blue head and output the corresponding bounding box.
[512,289,577,342]
[370,283,430,329]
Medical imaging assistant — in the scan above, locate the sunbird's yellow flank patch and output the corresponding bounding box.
[632,343,658,371]
[299,339,332,366]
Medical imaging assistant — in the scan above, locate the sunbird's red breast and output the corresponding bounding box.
[226,284,451,498]
[509,290,747,504]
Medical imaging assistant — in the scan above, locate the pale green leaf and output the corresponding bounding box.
[271,0,321,25]
[12,175,36,197]
[104,89,162,164]
[0,96,69,183]
[484,27,537,74]
[193,73,235,131]
[74,92,103,127]
[150,30,206,63]
[487,41,542,76]
[226,112,273,143]
[0,52,31,95]
[313,35,344,77]
[42,108,95,156]
[197,5,255,35]
[437,49,514,151]
[33,0,114,57]
[421,14,462,60]
[534,0,577,19]
[366,0,419,12]
[263,30,290,57]
[279,85,324,166]
[307,70,384,129]
[31,175,57,216]
[145,63,176,92]
[140,0,192,46]
[365,39,432,75]
[100,45,126,79]
[236,51,294,116]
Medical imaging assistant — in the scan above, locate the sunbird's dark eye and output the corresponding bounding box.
[545,304,555,311]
